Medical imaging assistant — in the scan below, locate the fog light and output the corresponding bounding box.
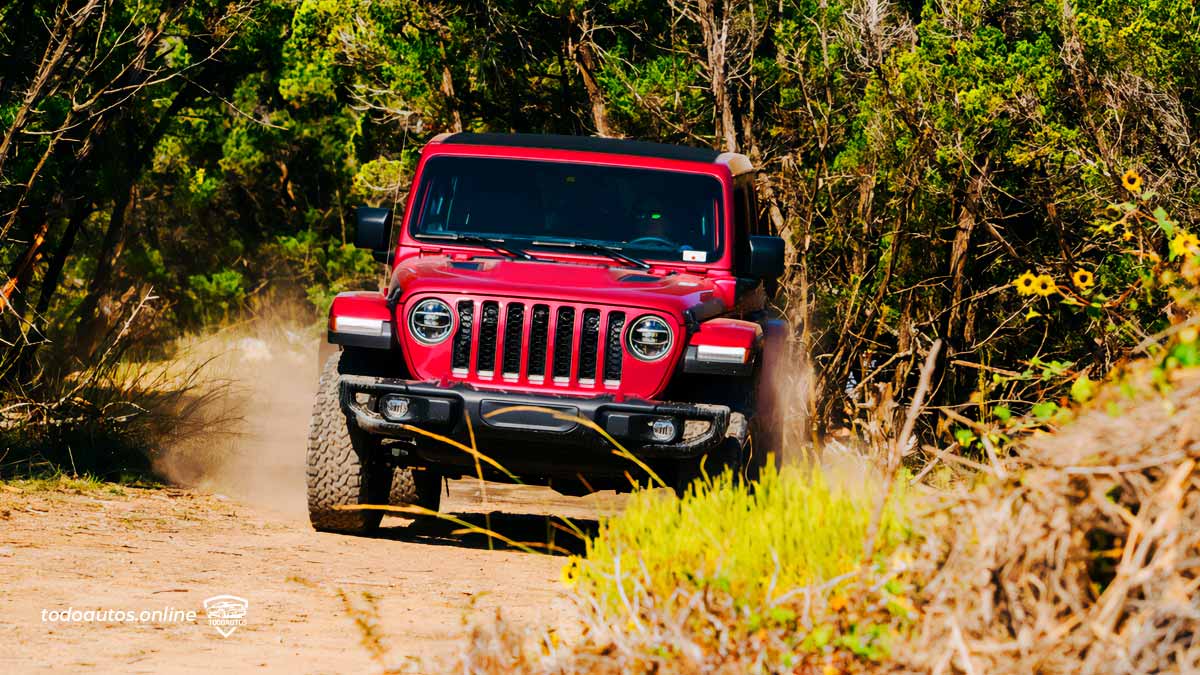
[649,418,677,442]
[380,395,411,421]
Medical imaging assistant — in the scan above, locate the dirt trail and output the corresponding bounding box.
[0,481,614,673]
[0,332,619,673]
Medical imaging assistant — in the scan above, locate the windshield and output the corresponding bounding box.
[409,156,724,264]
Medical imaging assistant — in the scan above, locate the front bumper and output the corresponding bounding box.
[338,375,730,463]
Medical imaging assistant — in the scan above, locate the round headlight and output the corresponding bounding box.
[408,298,454,345]
[626,315,673,361]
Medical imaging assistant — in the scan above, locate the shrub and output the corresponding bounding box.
[434,465,918,674]
[573,464,910,611]
[184,269,247,325]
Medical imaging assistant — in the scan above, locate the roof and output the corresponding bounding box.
[437,132,727,164]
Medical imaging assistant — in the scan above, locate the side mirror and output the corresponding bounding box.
[355,207,393,260]
[746,235,785,280]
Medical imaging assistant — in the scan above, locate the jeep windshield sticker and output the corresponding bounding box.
[683,250,707,263]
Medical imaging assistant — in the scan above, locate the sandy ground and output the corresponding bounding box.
[0,331,620,673]
[0,481,613,673]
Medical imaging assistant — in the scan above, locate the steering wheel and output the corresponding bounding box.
[626,236,676,248]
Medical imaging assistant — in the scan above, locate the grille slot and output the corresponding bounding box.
[552,307,576,381]
[502,303,525,377]
[527,305,550,380]
[441,299,624,388]
[577,309,602,383]
[476,301,500,376]
[451,300,474,372]
[603,312,625,383]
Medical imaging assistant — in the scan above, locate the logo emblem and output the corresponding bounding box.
[203,595,248,637]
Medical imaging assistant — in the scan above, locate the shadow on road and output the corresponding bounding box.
[374,511,600,556]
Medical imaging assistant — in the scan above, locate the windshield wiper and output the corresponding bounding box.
[529,240,650,270]
[420,233,537,261]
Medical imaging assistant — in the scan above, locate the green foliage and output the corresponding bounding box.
[267,231,378,316]
[564,464,914,666]
[574,463,909,611]
[185,270,247,324]
[4,0,1200,444]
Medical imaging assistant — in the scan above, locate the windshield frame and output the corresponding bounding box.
[400,149,731,268]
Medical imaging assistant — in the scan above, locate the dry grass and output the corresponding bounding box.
[903,364,1200,674]
[0,291,234,478]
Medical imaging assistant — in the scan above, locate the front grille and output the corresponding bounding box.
[502,304,524,377]
[603,312,626,383]
[552,307,575,381]
[527,305,550,381]
[444,298,624,389]
[452,300,474,372]
[577,309,601,383]
[476,301,500,375]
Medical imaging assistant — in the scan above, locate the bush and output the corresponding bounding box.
[435,465,918,674]
[0,293,230,480]
[573,464,910,611]
[184,269,247,324]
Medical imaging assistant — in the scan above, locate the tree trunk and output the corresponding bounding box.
[70,85,198,357]
[440,64,463,133]
[567,7,613,137]
[36,199,93,316]
[696,0,737,152]
[0,0,101,178]
[946,169,986,350]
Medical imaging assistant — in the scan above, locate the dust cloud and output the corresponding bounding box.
[763,337,814,466]
[153,324,325,519]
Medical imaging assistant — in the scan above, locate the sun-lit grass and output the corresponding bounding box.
[0,471,153,495]
[573,461,911,610]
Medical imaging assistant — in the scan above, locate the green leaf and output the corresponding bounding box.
[1031,401,1059,420]
[1153,206,1175,237]
[993,405,1011,422]
[1070,374,1097,404]
[1169,341,1200,368]
[954,428,977,447]
[801,624,834,651]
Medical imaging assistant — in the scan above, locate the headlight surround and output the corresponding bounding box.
[626,314,673,361]
[408,298,454,345]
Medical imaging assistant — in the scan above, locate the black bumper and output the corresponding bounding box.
[338,375,730,462]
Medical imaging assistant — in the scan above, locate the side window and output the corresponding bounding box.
[733,182,751,239]
[733,180,753,274]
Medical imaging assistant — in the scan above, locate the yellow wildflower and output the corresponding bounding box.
[560,558,580,588]
[1032,274,1057,297]
[1012,271,1038,296]
[1122,169,1143,194]
[1171,231,1200,258]
[1179,326,1198,344]
[1072,269,1095,290]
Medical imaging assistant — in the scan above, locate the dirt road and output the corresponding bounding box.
[0,480,611,673]
[0,333,617,673]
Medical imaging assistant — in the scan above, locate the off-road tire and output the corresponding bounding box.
[389,467,443,514]
[307,353,391,533]
[673,412,763,497]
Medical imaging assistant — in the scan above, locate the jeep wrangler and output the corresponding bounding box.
[308,132,788,534]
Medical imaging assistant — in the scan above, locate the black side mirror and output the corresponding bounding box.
[746,235,785,280]
[355,207,393,261]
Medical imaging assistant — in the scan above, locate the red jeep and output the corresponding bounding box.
[308,133,787,533]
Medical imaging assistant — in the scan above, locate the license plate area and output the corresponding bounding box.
[479,400,580,432]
